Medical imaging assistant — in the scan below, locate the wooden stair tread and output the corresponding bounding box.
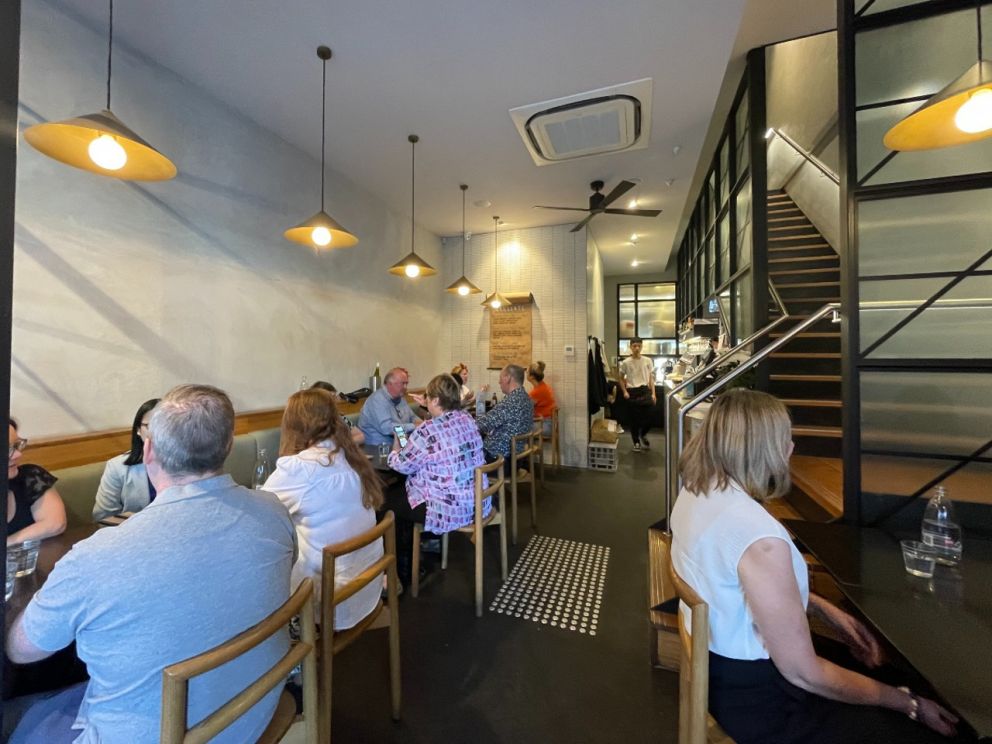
[648,528,678,631]
[768,255,838,264]
[770,267,840,276]
[769,234,821,241]
[779,398,842,407]
[769,243,834,252]
[764,497,803,521]
[770,332,840,338]
[775,281,840,288]
[783,297,841,302]
[771,352,841,359]
[792,425,843,438]
[790,455,843,517]
[771,373,841,381]
[768,224,814,231]
[768,207,802,214]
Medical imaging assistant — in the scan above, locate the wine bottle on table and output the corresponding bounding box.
[371,362,381,392]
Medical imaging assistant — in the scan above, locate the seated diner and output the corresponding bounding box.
[526,360,556,435]
[7,418,66,546]
[358,367,422,445]
[92,398,160,522]
[476,364,534,466]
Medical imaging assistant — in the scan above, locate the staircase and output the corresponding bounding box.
[765,190,843,517]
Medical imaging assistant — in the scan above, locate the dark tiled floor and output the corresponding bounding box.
[332,434,679,743]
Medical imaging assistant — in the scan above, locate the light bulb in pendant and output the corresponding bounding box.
[490,297,501,309]
[88,134,127,170]
[311,226,332,246]
[458,285,469,296]
[955,88,992,133]
[405,264,421,278]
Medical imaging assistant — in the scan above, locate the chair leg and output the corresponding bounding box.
[386,562,402,722]
[441,532,449,570]
[498,507,508,580]
[511,472,519,545]
[530,465,537,529]
[474,520,484,617]
[411,523,422,598]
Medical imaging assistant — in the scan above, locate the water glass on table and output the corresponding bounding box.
[5,554,16,601]
[901,539,937,578]
[378,442,390,460]
[8,538,41,578]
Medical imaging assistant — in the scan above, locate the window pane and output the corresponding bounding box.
[735,180,752,271]
[619,284,635,301]
[639,283,676,300]
[733,274,753,341]
[619,305,636,338]
[619,339,630,356]
[719,139,730,206]
[735,93,749,177]
[638,301,676,338]
[718,214,731,285]
[641,339,679,356]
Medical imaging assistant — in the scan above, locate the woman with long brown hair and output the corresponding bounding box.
[263,388,384,629]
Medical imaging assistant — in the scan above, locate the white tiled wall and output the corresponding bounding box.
[443,224,590,467]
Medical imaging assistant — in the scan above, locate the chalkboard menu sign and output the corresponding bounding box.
[489,305,532,369]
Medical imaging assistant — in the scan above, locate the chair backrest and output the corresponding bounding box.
[474,457,505,520]
[161,578,318,744]
[510,429,537,467]
[662,533,710,744]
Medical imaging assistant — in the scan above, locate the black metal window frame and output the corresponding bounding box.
[616,281,679,364]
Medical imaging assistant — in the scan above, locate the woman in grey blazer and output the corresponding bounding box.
[92,398,160,521]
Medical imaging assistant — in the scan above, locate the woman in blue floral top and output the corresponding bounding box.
[388,374,489,533]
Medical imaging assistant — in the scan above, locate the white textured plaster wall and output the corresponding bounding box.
[13,0,444,436]
[443,225,589,467]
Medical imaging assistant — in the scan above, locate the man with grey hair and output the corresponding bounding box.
[358,366,423,445]
[6,384,295,744]
[477,363,535,464]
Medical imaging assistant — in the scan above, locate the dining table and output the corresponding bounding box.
[4,524,100,699]
[784,519,992,741]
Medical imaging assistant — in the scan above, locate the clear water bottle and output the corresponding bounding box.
[921,485,962,566]
[475,390,486,418]
[253,449,272,490]
[299,376,308,391]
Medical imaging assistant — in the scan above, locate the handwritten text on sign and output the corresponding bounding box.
[489,305,532,369]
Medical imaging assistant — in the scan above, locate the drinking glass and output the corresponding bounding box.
[900,540,937,578]
[378,442,390,459]
[5,555,15,601]
[8,539,41,578]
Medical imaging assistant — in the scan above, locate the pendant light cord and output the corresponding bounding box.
[106,0,113,109]
[493,216,499,291]
[978,2,984,61]
[320,57,326,210]
[461,187,467,276]
[410,139,416,256]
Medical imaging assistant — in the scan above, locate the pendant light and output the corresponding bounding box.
[284,46,358,250]
[481,215,510,309]
[24,0,176,180]
[446,184,482,295]
[389,135,437,277]
[884,3,992,151]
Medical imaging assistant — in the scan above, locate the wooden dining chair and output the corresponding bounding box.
[422,457,508,616]
[160,578,319,744]
[661,533,735,744]
[544,407,561,467]
[321,511,401,742]
[510,429,539,545]
[532,416,545,485]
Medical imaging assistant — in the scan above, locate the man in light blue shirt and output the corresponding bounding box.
[358,367,423,445]
[6,384,296,744]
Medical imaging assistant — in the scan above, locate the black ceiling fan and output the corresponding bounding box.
[535,179,662,233]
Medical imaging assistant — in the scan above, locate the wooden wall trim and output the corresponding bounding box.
[23,391,424,472]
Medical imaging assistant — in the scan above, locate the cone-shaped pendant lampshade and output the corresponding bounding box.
[481,215,509,308]
[885,7,992,152]
[23,0,176,180]
[446,184,482,295]
[885,60,992,150]
[389,134,436,277]
[284,46,358,250]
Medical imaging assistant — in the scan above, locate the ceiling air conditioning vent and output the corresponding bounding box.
[510,78,652,166]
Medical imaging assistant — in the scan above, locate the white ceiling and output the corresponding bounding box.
[58,0,816,275]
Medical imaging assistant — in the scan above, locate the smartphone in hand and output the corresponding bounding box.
[393,424,408,448]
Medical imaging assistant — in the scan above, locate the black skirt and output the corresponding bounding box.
[707,652,951,744]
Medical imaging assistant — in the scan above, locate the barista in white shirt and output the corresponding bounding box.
[618,337,656,452]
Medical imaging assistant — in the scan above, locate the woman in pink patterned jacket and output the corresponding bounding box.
[387,374,488,533]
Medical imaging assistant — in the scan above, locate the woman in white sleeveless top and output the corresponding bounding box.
[671,389,957,743]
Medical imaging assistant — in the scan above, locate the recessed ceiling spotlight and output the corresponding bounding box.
[630,233,638,242]
[474,199,492,208]
[765,128,775,140]
[665,178,675,187]
[631,259,639,267]
[627,198,638,209]
[672,145,681,157]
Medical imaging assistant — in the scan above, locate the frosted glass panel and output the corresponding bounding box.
[619,284,635,301]
[638,301,675,338]
[719,213,731,285]
[733,274,753,342]
[719,139,730,206]
[859,275,992,357]
[860,371,992,457]
[857,104,992,184]
[859,190,992,277]
[619,305,636,338]
[736,94,750,177]
[862,454,992,505]
[856,11,975,107]
[861,0,935,16]
[639,283,675,300]
[735,181,752,271]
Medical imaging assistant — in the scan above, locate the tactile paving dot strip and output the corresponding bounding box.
[489,535,609,636]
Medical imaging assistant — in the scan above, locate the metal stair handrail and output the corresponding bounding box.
[664,302,841,531]
[768,128,839,185]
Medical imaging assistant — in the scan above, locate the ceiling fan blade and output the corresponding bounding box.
[599,180,636,208]
[603,208,663,217]
[534,205,592,212]
[570,213,597,233]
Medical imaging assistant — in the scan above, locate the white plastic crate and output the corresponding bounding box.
[588,441,618,471]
